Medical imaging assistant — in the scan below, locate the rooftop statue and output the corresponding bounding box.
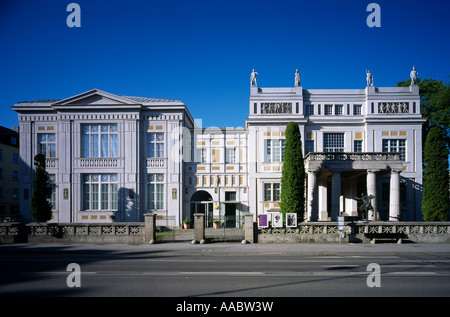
[250,69,258,87]
[295,69,301,86]
[366,70,373,86]
[410,66,418,85]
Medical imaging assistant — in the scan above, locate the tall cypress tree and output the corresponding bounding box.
[422,126,449,221]
[31,153,53,222]
[280,122,305,222]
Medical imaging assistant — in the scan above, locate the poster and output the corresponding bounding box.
[272,212,283,228]
[258,214,269,228]
[286,213,297,227]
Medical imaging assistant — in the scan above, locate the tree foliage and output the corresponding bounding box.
[30,153,53,222]
[396,77,450,148]
[422,126,449,221]
[280,122,305,221]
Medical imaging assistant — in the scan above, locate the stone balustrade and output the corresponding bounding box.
[1,219,449,244]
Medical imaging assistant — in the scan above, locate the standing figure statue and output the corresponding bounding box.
[366,70,373,86]
[250,69,258,87]
[410,65,418,85]
[355,193,375,220]
[295,69,301,87]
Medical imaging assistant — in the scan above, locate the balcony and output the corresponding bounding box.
[76,157,123,168]
[305,152,403,172]
[146,158,166,168]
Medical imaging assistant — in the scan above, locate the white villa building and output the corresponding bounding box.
[12,69,425,225]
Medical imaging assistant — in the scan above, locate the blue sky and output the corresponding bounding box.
[1,0,449,129]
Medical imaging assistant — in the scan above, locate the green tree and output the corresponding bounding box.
[396,77,450,148]
[422,126,449,221]
[30,153,53,222]
[280,122,305,222]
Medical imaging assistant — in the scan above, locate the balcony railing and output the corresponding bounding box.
[306,152,401,162]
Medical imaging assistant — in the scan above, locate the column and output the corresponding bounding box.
[306,171,318,221]
[331,171,341,221]
[345,176,358,216]
[366,169,378,220]
[318,175,328,221]
[389,169,401,221]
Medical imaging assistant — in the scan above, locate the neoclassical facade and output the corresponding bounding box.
[12,69,425,225]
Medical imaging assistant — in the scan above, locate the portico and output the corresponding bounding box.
[305,152,404,221]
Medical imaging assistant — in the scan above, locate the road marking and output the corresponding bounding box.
[402,260,450,263]
[321,265,359,268]
[270,260,346,263]
[146,259,215,262]
[383,265,435,268]
[179,271,264,276]
[385,272,438,276]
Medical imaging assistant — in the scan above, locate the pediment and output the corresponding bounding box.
[53,89,139,108]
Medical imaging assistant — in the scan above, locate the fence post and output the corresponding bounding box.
[244,213,256,243]
[193,213,205,244]
[144,213,156,244]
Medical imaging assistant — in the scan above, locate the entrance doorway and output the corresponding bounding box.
[190,190,214,226]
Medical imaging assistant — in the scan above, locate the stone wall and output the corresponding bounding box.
[257,222,450,244]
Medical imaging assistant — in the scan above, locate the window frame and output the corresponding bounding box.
[82,174,118,211]
[147,132,165,158]
[38,133,56,158]
[147,174,165,210]
[81,124,118,158]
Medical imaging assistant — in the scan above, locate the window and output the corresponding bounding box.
[225,191,236,201]
[335,105,343,115]
[325,105,333,115]
[200,148,207,163]
[147,133,164,158]
[353,105,362,115]
[354,140,363,152]
[147,174,164,210]
[38,134,56,158]
[82,174,118,210]
[324,133,344,152]
[305,140,314,154]
[265,139,285,162]
[12,153,19,164]
[82,124,118,158]
[264,183,281,202]
[305,105,314,116]
[225,148,236,163]
[382,139,406,161]
[13,170,18,180]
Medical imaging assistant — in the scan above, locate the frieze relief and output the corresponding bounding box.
[260,102,292,114]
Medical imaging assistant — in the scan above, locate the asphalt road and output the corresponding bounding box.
[1,243,450,298]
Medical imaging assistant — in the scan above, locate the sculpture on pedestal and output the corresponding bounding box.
[295,69,301,87]
[355,193,375,220]
[250,69,258,87]
[366,70,373,86]
[410,66,418,85]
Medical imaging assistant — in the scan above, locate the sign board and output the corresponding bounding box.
[286,213,297,227]
[258,214,269,228]
[337,216,345,231]
[272,212,283,228]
